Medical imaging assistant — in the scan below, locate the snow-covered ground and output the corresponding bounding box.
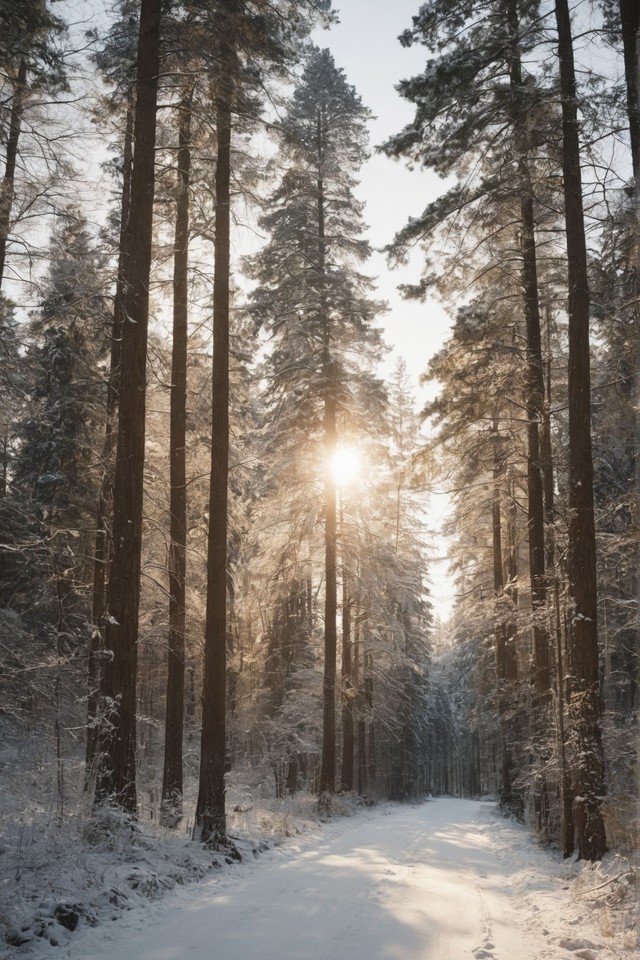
[7,798,635,960]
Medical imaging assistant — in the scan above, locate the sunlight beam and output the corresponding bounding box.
[331,444,361,488]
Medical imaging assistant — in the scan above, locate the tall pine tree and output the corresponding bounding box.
[94,0,162,814]
[249,47,385,796]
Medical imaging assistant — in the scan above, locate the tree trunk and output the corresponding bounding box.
[365,650,376,798]
[320,363,338,794]
[341,556,354,791]
[86,94,134,788]
[516,166,550,695]
[194,70,233,844]
[554,577,574,856]
[316,104,338,797]
[507,4,551,835]
[354,612,367,796]
[0,428,7,498]
[619,0,640,823]
[554,0,607,860]
[0,58,26,292]
[161,89,192,827]
[94,0,162,814]
[492,425,519,813]
[620,0,640,182]
[541,306,556,563]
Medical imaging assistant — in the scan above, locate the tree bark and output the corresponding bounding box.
[315,103,338,797]
[511,140,550,696]
[554,0,607,860]
[492,425,519,812]
[0,58,27,292]
[341,553,354,791]
[554,577,574,856]
[86,94,135,788]
[320,361,338,794]
[520,182,551,695]
[354,611,367,796]
[365,649,376,798]
[0,428,7,499]
[507,1,551,834]
[194,70,232,844]
[620,0,640,182]
[94,0,162,814]
[161,89,192,827]
[541,306,556,561]
[618,0,640,821]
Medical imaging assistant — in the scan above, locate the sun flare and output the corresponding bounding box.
[331,444,361,487]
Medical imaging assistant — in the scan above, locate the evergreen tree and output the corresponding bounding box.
[0,0,68,290]
[382,0,614,851]
[553,0,607,861]
[590,0,639,838]
[160,86,192,828]
[94,0,162,815]
[85,0,138,678]
[14,211,108,527]
[383,0,555,719]
[0,295,23,498]
[421,293,527,809]
[249,47,385,797]
[191,0,332,844]
[1,211,109,768]
[361,361,433,800]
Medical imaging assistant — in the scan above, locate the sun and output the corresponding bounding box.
[331,444,361,487]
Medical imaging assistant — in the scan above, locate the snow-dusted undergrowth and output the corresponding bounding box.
[0,784,364,956]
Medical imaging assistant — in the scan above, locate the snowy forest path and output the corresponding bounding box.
[61,799,602,960]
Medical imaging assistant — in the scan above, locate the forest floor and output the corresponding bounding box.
[2,796,636,960]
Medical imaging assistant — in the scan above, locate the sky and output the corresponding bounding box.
[314,2,456,618]
[313,1,452,389]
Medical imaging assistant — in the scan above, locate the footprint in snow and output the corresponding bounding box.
[558,938,598,951]
[473,939,495,960]
[381,868,397,876]
[558,937,600,960]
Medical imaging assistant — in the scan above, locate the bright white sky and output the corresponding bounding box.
[314,1,452,389]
